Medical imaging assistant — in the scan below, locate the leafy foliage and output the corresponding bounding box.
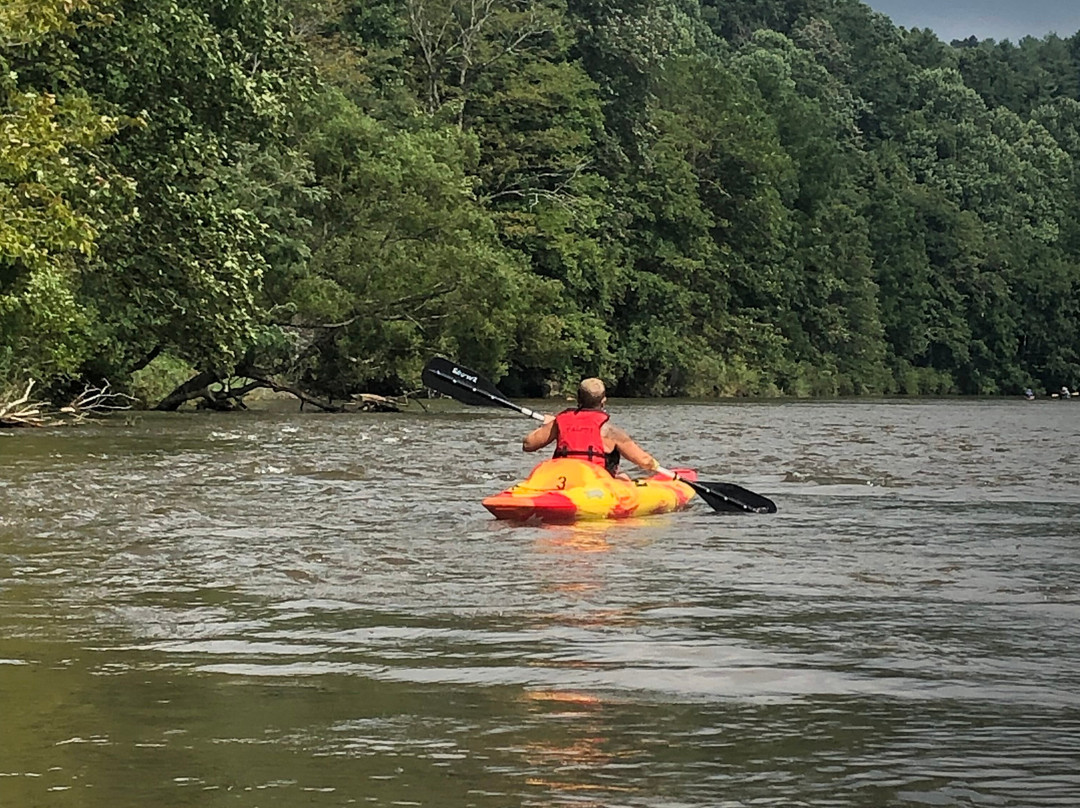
[5,0,1080,402]
[0,0,130,385]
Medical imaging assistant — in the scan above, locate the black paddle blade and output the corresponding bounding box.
[422,357,510,408]
[692,480,777,514]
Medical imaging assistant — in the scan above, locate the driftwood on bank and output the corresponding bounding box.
[60,382,138,423]
[347,393,403,413]
[0,380,47,427]
[1,380,135,428]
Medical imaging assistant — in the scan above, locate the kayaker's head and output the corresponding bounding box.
[577,378,607,410]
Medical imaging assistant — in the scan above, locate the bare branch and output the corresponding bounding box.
[406,0,554,122]
[58,382,137,423]
[2,379,135,427]
[482,159,591,207]
[272,281,458,330]
[241,376,344,412]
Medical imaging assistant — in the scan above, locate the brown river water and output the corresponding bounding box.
[2,398,1079,807]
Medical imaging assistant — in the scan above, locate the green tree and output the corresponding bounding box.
[0,0,130,387]
[41,0,317,385]
[283,88,553,394]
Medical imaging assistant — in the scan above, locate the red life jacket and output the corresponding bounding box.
[553,408,619,474]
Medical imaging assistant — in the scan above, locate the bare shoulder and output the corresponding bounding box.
[602,422,631,442]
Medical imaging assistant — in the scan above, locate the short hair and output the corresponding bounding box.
[577,378,606,408]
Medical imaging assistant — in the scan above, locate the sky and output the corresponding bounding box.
[864,0,1080,43]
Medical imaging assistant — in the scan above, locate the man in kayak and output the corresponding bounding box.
[522,378,661,478]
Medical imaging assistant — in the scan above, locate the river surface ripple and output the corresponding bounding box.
[2,399,1079,807]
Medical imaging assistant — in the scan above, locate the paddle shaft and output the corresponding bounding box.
[423,365,546,421]
[655,465,726,506]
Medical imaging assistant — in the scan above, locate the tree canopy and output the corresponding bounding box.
[4,0,1080,406]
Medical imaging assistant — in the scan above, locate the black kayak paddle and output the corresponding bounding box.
[421,357,777,515]
[422,356,546,420]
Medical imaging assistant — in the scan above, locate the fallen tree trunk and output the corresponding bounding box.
[154,371,345,412]
[154,370,223,411]
[150,366,425,413]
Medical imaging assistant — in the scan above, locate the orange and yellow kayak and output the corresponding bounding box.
[482,458,698,522]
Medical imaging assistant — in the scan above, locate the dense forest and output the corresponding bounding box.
[3,0,1080,410]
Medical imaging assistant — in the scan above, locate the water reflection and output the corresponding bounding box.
[522,522,665,806]
[521,689,628,806]
[533,520,621,554]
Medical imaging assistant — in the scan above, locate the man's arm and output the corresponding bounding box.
[522,415,556,452]
[605,424,660,471]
